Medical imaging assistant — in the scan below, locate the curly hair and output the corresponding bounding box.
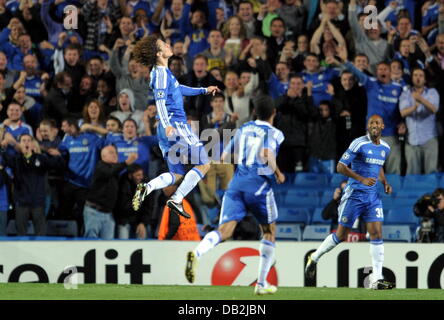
[132,34,161,68]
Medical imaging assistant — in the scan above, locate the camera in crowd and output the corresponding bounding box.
[414,189,444,243]
[414,194,439,219]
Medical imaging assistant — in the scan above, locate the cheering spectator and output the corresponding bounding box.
[105,116,122,134]
[277,0,307,39]
[332,71,368,157]
[106,118,157,177]
[58,117,104,234]
[110,88,145,136]
[96,77,117,116]
[43,71,77,127]
[199,93,235,206]
[274,75,317,173]
[0,51,18,89]
[399,68,440,174]
[110,40,150,111]
[79,100,107,137]
[310,15,346,61]
[308,101,337,174]
[202,30,228,73]
[238,0,262,39]
[115,164,150,239]
[0,101,33,157]
[222,15,249,64]
[83,145,137,239]
[183,1,210,66]
[179,54,224,120]
[223,67,259,128]
[2,134,63,236]
[300,53,339,107]
[348,0,391,74]
[265,17,286,71]
[53,41,86,93]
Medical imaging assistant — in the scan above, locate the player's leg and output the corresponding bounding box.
[305,188,361,279]
[255,223,278,295]
[169,133,211,217]
[185,190,245,283]
[364,197,394,289]
[133,125,184,210]
[244,190,278,295]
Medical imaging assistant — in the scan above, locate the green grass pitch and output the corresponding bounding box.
[0,283,443,300]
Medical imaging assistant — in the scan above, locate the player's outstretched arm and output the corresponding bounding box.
[337,162,376,187]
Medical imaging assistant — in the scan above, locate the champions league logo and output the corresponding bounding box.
[157,90,165,99]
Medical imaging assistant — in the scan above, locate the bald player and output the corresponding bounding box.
[305,115,395,290]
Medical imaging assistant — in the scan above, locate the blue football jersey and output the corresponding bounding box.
[150,66,207,128]
[422,2,439,27]
[105,133,158,175]
[339,135,391,193]
[301,67,340,106]
[59,132,104,188]
[225,120,284,195]
[345,62,403,136]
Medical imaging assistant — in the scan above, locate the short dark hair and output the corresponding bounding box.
[123,118,138,128]
[238,0,253,8]
[63,117,79,129]
[253,96,275,121]
[270,17,285,28]
[211,92,225,102]
[305,53,319,61]
[193,54,208,64]
[168,55,183,67]
[128,163,144,175]
[106,116,122,129]
[133,34,162,67]
[18,133,33,142]
[354,53,369,61]
[39,118,57,128]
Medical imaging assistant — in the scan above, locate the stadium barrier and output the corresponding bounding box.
[0,240,443,289]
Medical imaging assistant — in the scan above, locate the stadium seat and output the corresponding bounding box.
[275,223,302,241]
[329,173,347,188]
[6,220,35,236]
[385,207,419,226]
[402,174,438,191]
[381,196,395,210]
[46,220,78,237]
[382,225,412,242]
[277,207,311,225]
[391,197,417,208]
[385,174,403,190]
[302,225,331,241]
[311,207,331,224]
[319,191,333,206]
[285,195,319,207]
[294,173,329,188]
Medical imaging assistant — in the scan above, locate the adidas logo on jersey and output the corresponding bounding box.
[368,150,373,154]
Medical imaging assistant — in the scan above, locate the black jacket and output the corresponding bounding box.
[3,152,64,207]
[274,92,318,147]
[43,86,79,126]
[308,116,337,160]
[178,72,224,119]
[114,174,151,226]
[86,161,127,213]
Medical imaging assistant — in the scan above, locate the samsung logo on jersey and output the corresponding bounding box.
[365,158,385,165]
[118,147,138,153]
[377,95,398,104]
[243,126,266,137]
[69,147,89,153]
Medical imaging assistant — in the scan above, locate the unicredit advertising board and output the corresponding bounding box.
[0,241,443,289]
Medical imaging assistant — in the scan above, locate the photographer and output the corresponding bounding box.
[414,188,444,242]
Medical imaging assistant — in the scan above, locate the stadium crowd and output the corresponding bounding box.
[1,0,444,240]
